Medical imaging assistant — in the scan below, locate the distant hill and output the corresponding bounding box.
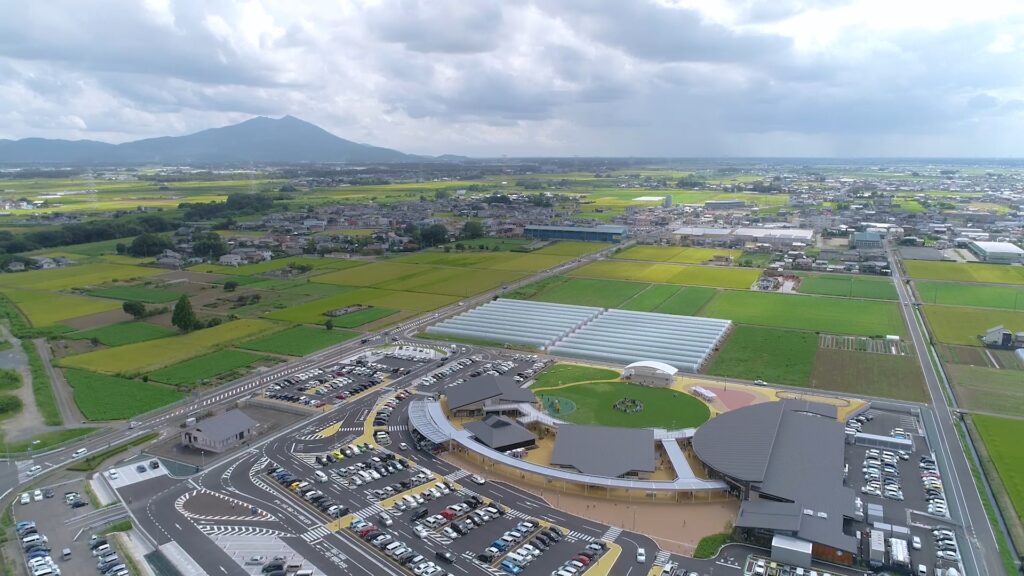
[0,116,421,164]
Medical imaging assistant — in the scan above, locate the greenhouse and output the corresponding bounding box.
[426,299,732,373]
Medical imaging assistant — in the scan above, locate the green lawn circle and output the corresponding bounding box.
[537,381,709,429]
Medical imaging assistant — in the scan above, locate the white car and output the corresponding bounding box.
[470,475,486,485]
[19,492,30,505]
[73,448,87,457]
[399,443,409,450]
[27,465,42,476]
[636,548,646,563]
[32,489,42,502]
[912,536,922,550]
[107,468,119,480]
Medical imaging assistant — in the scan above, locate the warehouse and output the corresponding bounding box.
[692,400,857,565]
[673,226,815,249]
[851,231,883,250]
[621,360,678,387]
[967,240,1024,264]
[524,224,627,243]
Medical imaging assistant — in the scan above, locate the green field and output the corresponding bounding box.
[917,281,1024,310]
[59,319,279,375]
[239,326,359,356]
[0,263,163,291]
[536,381,710,429]
[88,285,184,303]
[974,415,1024,526]
[393,252,566,272]
[531,241,611,257]
[570,260,759,289]
[652,287,717,315]
[809,349,928,402]
[532,363,620,390]
[2,289,122,326]
[191,256,366,276]
[905,261,1024,285]
[701,291,906,337]
[522,277,647,308]
[64,369,185,420]
[613,245,743,264]
[150,350,267,386]
[441,238,532,250]
[948,365,1024,417]
[924,305,1024,345]
[66,321,176,347]
[267,287,457,324]
[620,284,680,311]
[329,307,398,328]
[798,274,898,300]
[707,326,817,386]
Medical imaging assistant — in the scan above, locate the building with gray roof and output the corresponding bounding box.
[692,400,857,563]
[445,374,537,416]
[550,424,656,478]
[181,409,258,454]
[464,415,537,452]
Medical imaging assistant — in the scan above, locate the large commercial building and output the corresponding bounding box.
[673,226,815,249]
[851,231,883,250]
[550,424,656,478]
[524,225,627,243]
[967,241,1024,264]
[692,400,857,566]
[464,415,537,452]
[444,374,537,417]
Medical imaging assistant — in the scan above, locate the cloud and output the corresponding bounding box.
[0,0,1021,156]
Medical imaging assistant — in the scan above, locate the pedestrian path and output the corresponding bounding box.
[564,530,590,543]
[445,469,470,482]
[654,550,672,566]
[300,525,332,543]
[601,526,622,542]
[353,503,388,519]
[199,525,291,538]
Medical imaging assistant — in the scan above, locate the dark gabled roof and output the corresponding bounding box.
[464,415,536,450]
[693,400,855,553]
[189,409,258,443]
[445,375,536,411]
[550,424,655,478]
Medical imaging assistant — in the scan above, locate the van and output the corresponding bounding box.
[917,565,927,576]
[295,571,313,576]
[315,470,328,483]
[61,548,71,560]
[22,534,44,548]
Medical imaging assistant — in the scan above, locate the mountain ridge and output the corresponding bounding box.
[0,116,428,164]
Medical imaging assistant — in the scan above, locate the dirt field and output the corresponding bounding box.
[809,349,928,402]
[61,308,133,330]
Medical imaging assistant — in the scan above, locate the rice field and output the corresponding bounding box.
[612,245,743,264]
[923,305,1024,346]
[266,288,458,324]
[0,263,163,291]
[2,289,122,326]
[65,321,176,347]
[916,281,1024,310]
[392,251,567,272]
[973,415,1024,528]
[948,365,1024,417]
[58,319,280,375]
[239,325,360,356]
[150,349,267,386]
[707,326,818,386]
[905,261,1024,285]
[524,277,648,308]
[64,369,185,420]
[701,290,907,337]
[569,260,760,289]
[88,285,184,303]
[531,241,611,257]
[798,274,898,300]
[190,256,365,276]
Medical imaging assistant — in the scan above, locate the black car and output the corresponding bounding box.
[435,551,456,564]
[411,508,429,521]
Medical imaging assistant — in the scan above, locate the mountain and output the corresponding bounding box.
[0,116,418,164]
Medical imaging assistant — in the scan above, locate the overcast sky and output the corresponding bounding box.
[1,0,1023,157]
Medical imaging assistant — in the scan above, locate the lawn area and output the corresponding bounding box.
[653,287,717,316]
[701,291,906,337]
[948,365,1024,417]
[570,260,759,289]
[64,369,185,420]
[924,305,1024,345]
[974,415,1024,526]
[58,319,279,375]
[613,245,743,264]
[706,326,818,386]
[536,381,710,429]
[917,281,1024,310]
[2,289,122,326]
[5,428,95,452]
[149,349,267,386]
[88,285,183,303]
[809,349,928,402]
[191,256,366,276]
[798,274,898,300]
[239,326,359,356]
[266,288,457,323]
[65,321,176,347]
[532,363,620,390]
[526,277,648,308]
[330,307,398,328]
[905,261,1024,285]
[0,263,163,291]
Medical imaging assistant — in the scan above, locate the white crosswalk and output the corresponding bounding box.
[386,425,408,432]
[654,550,672,566]
[353,503,388,519]
[199,525,291,538]
[564,530,589,542]
[472,559,507,576]
[293,453,321,466]
[504,508,532,521]
[300,526,332,543]
[601,526,622,543]
[445,469,470,482]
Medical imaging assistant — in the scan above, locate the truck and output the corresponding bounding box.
[889,537,911,568]
[869,530,886,568]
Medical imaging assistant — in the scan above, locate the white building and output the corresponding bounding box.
[673,226,815,249]
[968,241,1024,264]
[622,360,678,387]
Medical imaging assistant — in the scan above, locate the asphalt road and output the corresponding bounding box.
[889,247,1004,576]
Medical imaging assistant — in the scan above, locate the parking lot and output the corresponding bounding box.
[843,408,961,576]
[12,477,134,576]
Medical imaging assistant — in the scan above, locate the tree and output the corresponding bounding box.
[171,295,198,332]
[192,232,227,259]
[122,301,146,319]
[325,318,334,330]
[223,280,239,292]
[127,233,172,257]
[420,224,449,247]
[461,221,484,239]
[115,242,127,255]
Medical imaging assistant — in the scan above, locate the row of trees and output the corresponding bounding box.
[0,214,178,255]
